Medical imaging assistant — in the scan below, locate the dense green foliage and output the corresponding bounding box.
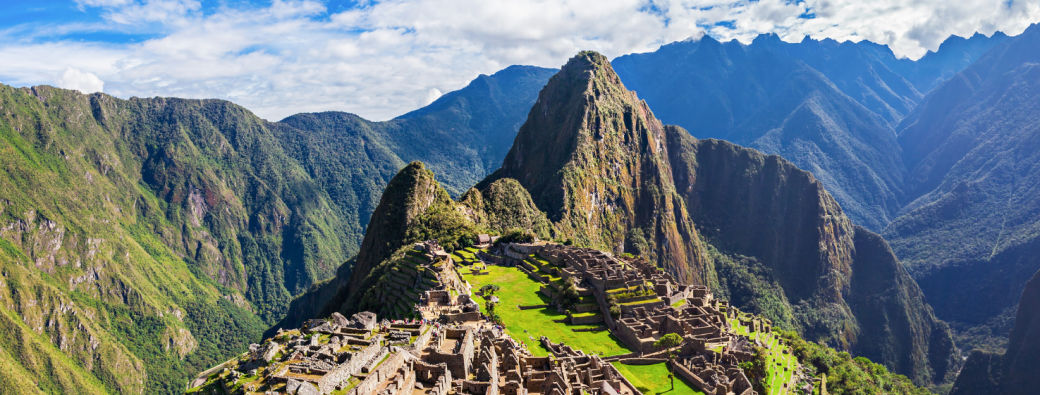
[776,330,930,395]
[883,25,1040,354]
[0,85,307,394]
[706,244,798,331]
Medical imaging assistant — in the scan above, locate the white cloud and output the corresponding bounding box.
[423,87,442,106]
[1,0,1038,121]
[56,66,105,94]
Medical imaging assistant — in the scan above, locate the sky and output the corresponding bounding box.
[1,0,1038,121]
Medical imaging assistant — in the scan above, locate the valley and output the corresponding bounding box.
[0,18,1038,395]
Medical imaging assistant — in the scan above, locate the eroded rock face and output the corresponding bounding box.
[351,312,378,330]
[1003,269,1040,394]
[483,51,708,283]
[950,269,1040,395]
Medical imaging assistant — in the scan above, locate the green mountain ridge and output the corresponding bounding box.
[0,64,555,394]
[292,51,959,388]
[884,23,1040,354]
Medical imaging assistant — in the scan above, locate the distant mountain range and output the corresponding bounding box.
[286,51,959,387]
[1,24,1038,394]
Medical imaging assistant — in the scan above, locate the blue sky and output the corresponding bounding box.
[1,0,1038,121]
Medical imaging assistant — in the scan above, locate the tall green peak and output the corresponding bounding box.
[486,50,708,283]
[273,160,481,328]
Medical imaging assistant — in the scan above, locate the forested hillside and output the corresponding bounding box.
[885,23,1040,353]
[0,64,554,394]
[612,31,1006,231]
[292,51,959,388]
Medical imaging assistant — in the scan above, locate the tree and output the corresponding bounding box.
[606,293,621,320]
[558,277,581,310]
[479,284,501,296]
[654,333,685,390]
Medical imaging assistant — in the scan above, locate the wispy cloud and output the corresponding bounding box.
[1,0,1038,121]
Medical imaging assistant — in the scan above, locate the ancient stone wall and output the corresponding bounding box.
[346,350,405,395]
[570,314,605,325]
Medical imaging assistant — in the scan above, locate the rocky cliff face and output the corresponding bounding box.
[950,269,1040,395]
[485,51,955,385]
[612,36,906,231]
[483,51,708,283]
[665,131,956,384]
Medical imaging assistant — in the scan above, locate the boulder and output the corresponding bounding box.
[331,312,350,327]
[296,382,320,395]
[285,379,302,394]
[353,311,378,330]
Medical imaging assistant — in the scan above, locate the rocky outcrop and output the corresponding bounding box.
[482,51,708,283]
[460,178,554,239]
[665,131,956,384]
[950,268,1040,395]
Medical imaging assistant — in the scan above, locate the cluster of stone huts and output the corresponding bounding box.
[193,308,642,395]
[497,242,760,395]
[193,240,769,395]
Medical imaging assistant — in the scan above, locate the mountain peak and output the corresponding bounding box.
[485,50,707,281]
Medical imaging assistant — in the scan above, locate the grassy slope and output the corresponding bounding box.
[462,265,628,357]
[0,85,328,394]
[464,264,707,395]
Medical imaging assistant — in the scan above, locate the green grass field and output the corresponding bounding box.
[463,264,705,394]
[463,265,628,357]
[612,363,706,395]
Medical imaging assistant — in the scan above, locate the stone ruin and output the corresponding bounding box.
[191,241,767,395]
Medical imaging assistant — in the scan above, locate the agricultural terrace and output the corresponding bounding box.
[731,316,798,395]
[462,264,706,395]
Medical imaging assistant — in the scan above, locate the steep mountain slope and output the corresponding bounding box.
[277,65,556,198]
[460,51,954,384]
[482,51,708,283]
[666,132,956,386]
[0,86,338,394]
[612,37,905,231]
[949,268,1040,395]
[884,23,1040,352]
[273,161,509,330]
[0,64,554,393]
[275,161,449,327]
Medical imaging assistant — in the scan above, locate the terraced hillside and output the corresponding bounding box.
[0,63,556,394]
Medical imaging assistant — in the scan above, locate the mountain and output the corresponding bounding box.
[883,23,1040,353]
[863,32,1010,94]
[493,51,956,385]
[482,51,708,283]
[0,86,335,394]
[0,64,554,395]
[278,65,557,199]
[612,36,906,231]
[274,161,462,327]
[611,31,1009,233]
[949,268,1040,395]
[749,33,923,126]
[292,51,959,386]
